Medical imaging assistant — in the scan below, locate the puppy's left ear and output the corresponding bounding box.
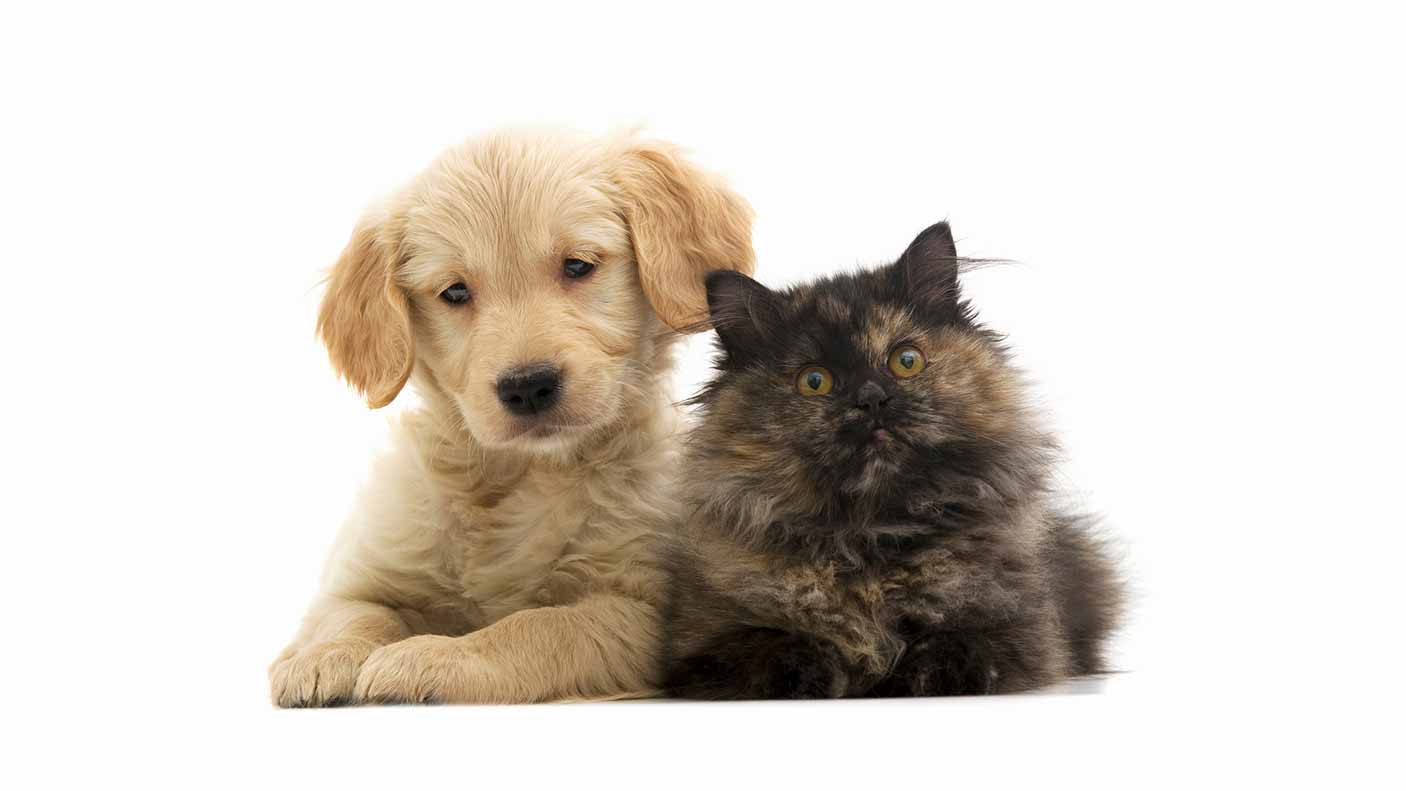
[612,139,755,332]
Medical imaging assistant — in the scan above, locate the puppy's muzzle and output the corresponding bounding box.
[496,363,562,416]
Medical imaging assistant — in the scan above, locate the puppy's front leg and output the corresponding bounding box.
[355,594,658,704]
[269,597,413,707]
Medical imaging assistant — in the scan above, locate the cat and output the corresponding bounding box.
[660,221,1123,699]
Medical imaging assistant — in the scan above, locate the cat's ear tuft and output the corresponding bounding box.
[705,269,782,360]
[903,221,957,260]
[896,221,960,306]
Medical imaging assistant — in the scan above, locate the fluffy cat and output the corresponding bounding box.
[661,222,1123,699]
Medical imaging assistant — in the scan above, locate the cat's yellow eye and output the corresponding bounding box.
[888,345,926,378]
[796,366,834,396]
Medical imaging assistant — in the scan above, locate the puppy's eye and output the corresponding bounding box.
[440,283,471,305]
[796,366,834,396]
[563,258,596,279]
[888,345,926,378]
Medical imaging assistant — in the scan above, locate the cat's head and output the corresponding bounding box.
[694,222,1047,525]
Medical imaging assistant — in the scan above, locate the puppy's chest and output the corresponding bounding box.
[440,467,661,622]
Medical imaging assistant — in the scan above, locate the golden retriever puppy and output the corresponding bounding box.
[269,128,754,706]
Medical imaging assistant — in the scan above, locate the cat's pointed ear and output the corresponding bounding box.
[705,269,783,360]
[896,221,960,306]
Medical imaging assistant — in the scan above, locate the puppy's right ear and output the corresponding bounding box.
[704,269,782,362]
[316,207,414,408]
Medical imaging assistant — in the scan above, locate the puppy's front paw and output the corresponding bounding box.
[354,635,503,704]
[269,638,379,708]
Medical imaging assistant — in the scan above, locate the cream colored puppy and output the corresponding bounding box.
[269,129,753,706]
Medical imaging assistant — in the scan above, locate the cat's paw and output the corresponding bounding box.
[354,635,503,704]
[666,631,849,700]
[879,633,998,697]
[269,638,379,707]
[766,635,849,699]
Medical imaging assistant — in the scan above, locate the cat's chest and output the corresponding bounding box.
[752,558,948,675]
[771,551,953,627]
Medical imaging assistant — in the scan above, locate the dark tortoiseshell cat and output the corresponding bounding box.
[661,222,1122,699]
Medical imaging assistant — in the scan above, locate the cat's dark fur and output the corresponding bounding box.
[660,222,1123,699]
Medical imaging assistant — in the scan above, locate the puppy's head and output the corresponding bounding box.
[316,129,754,453]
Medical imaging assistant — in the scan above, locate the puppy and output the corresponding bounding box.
[269,128,754,706]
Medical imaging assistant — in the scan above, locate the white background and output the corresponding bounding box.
[2,1,1402,787]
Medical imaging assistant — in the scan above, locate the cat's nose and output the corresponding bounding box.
[855,380,890,412]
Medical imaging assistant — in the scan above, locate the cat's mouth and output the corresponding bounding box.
[862,425,905,454]
[841,420,908,455]
[869,430,901,455]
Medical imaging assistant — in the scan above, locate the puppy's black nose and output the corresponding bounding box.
[855,380,890,413]
[496,365,562,416]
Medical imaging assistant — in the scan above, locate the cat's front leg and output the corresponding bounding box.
[666,628,850,700]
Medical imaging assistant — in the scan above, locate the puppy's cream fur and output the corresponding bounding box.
[269,129,753,706]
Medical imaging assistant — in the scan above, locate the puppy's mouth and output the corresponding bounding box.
[505,419,592,441]
[498,399,612,447]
